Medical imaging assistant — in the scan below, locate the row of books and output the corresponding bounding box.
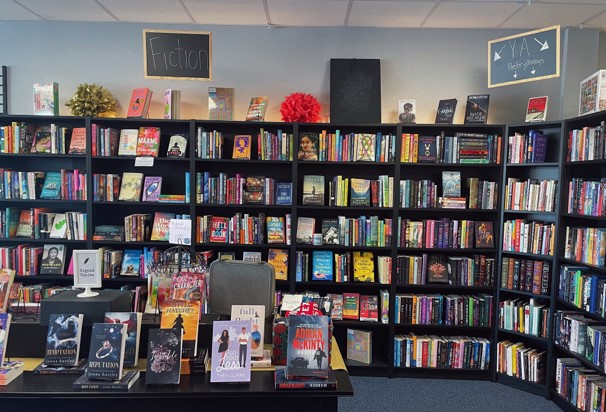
[0,210,85,241]
[294,250,391,284]
[496,340,546,384]
[393,333,491,369]
[401,132,501,164]
[558,265,606,317]
[257,129,294,161]
[299,131,396,163]
[93,172,189,203]
[502,219,555,256]
[324,291,388,322]
[397,218,494,249]
[1,243,69,276]
[395,253,495,287]
[195,172,292,205]
[296,216,392,247]
[500,257,550,295]
[394,293,493,327]
[555,357,606,412]
[554,310,606,370]
[327,175,393,208]
[0,123,82,154]
[196,214,290,245]
[498,298,550,338]
[399,176,498,210]
[91,125,188,159]
[197,128,294,161]
[0,168,87,201]
[563,226,606,267]
[567,178,606,217]
[567,122,606,162]
[507,130,548,164]
[504,178,558,212]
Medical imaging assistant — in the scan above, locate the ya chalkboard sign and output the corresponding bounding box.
[143,29,212,81]
[488,25,559,88]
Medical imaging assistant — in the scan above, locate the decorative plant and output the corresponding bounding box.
[279,92,321,123]
[65,83,117,117]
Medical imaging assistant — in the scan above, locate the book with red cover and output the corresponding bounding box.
[136,127,161,157]
[68,127,87,155]
[209,216,229,243]
[150,212,175,241]
[525,96,548,122]
[126,88,152,118]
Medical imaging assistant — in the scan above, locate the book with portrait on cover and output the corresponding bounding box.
[210,319,252,383]
[286,314,330,379]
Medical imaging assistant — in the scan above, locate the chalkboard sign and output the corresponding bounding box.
[488,25,559,88]
[143,29,212,81]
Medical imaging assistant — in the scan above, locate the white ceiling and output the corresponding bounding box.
[1,0,606,30]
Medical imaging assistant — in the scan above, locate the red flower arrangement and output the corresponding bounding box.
[279,92,321,123]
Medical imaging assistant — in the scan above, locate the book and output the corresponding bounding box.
[298,133,319,161]
[350,178,371,207]
[120,249,142,276]
[208,87,234,120]
[275,182,293,205]
[210,319,252,383]
[245,96,269,121]
[232,135,252,159]
[166,134,187,158]
[302,175,325,205]
[426,254,449,283]
[163,88,180,119]
[0,313,11,366]
[117,129,139,156]
[359,295,379,322]
[417,136,437,163]
[327,293,343,321]
[86,322,127,381]
[160,299,200,358]
[312,250,333,281]
[268,248,289,281]
[15,209,33,238]
[141,176,162,202]
[0,268,16,313]
[266,216,286,244]
[33,82,59,115]
[355,134,377,161]
[33,358,87,375]
[145,328,182,385]
[150,212,175,241]
[136,127,161,157]
[171,272,205,302]
[320,218,338,246]
[242,251,262,262]
[346,328,372,364]
[103,312,143,367]
[464,94,490,124]
[39,171,62,199]
[342,292,360,320]
[73,370,140,390]
[68,127,87,154]
[286,314,329,378]
[39,244,66,275]
[0,360,23,385]
[525,96,548,122]
[442,171,462,198]
[274,366,337,390]
[49,214,67,238]
[435,98,457,124]
[397,99,416,124]
[475,221,494,248]
[31,125,52,153]
[353,251,375,282]
[296,217,315,245]
[44,313,84,366]
[118,172,144,201]
[126,87,152,118]
[230,304,265,358]
[209,216,229,243]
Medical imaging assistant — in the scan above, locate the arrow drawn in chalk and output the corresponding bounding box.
[513,71,518,79]
[531,67,536,75]
[494,44,507,61]
[534,38,549,51]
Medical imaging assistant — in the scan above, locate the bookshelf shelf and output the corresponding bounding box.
[553,344,604,375]
[497,328,549,343]
[501,250,555,260]
[395,324,492,330]
[558,258,606,273]
[560,213,606,221]
[495,373,547,397]
[499,288,551,299]
[505,162,560,168]
[395,284,494,291]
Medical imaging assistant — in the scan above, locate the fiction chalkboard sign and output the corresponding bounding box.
[143,29,212,81]
[488,25,559,88]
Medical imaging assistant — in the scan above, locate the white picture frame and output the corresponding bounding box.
[72,249,102,297]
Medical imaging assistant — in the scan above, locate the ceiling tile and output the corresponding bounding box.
[267,0,349,27]
[183,0,267,26]
[423,1,524,28]
[98,0,193,23]
[15,0,115,21]
[532,3,606,28]
[0,0,43,20]
[348,1,436,27]
[584,9,606,29]
[498,3,552,29]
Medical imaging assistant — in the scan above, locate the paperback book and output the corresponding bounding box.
[118,172,144,202]
[230,305,265,358]
[208,87,234,120]
[74,369,140,390]
[475,221,494,248]
[525,96,548,122]
[117,129,139,156]
[33,358,87,375]
[126,87,152,118]
[39,171,61,199]
[166,134,187,158]
[232,135,252,160]
[435,98,457,124]
[145,328,182,385]
[346,328,372,364]
[245,96,269,121]
[312,250,333,281]
[353,251,374,282]
[0,313,11,366]
[103,312,143,367]
[268,248,289,281]
[86,322,127,381]
[298,133,319,161]
[44,313,84,366]
[0,361,24,386]
[142,176,162,202]
[136,127,161,157]
[464,94,489,124]
[321,218,339,245]
[39,244,66,275]
[397,99,416,124]
[286,315,330,378]
[302,175,325,205]
[163,89,181,119]
[68,127,87,154]
[33,82,59,116]
[296,217,315,245]
[160,299,200,358]
[275,182,293,205]
[150,212,176,241]
[349,178,371,207]
[442,171,462,198]
[210,319,252,383]
[120,249,142,276]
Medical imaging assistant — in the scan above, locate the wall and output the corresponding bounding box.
[0,21,588,124]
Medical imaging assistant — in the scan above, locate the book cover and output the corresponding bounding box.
[0,268,15,313]
[312,250,333,281]
[342,292,360,320]
[526,96,548,122]
[353,251,375,282]
[163,89,180,119]
[359,295,379,322]
[39,244,66,275]
[74,369,140,390]
[15,209,33,238]
[0,313,11,366]
[464,94,490,124]
[298,133,319,161]
[142,176,162,202]
[245,96,269,122]
[208,87,234,120]
[127,87,151,118]
[49,214,67,239]
[302,175,325,205]
[350,178,371,207]
[275,182,293,205]
[210,319,252,383]
[160,299,200,358]
[0,360,23,385]
[426,254,449,283]
[118,172,144,201]
[171,272,205,302]
[435,98,457,124]
[150,212,175,241]
[68,127,87,154]
[266,216,286,244]
[31,125,52,153]
[346,328,372,364]
[416,136,437,163]
[355,133,377,161]
[475,221,494,248]
[242,251,262,262]
[397,99,416,124]
[136,127,161,157]
[321,218,339,245]
[286,315,329,379]
[327,293,343,321]
[145,328,182,385]
[274,365,337,390]
[86,322,127,381]
[209,216,229,243]
[296,217,315,244]
[166,134,187,158]
[44,313,84,366]
[40,171,62,199]
[103,312,143,367]
[33,82,59,116]
[442,171,462,198]
[268,248,289,281]
[232,135,252,160]
[117,129,139,156]
[230,305,265,358]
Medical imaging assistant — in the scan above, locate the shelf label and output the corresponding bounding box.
[169,219,192,245]
[135,157,154,167]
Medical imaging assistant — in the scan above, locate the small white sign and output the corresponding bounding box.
[169,219,192,245]
[73,249,102,298]
[135,157,155,167]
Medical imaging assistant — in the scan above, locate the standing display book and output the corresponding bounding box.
[160,299,200,358]
[104,312,143,367]
[287,315,330,379]
[230,305,265,358]
[43,313,84,366]
[0,313,11,366]
[145,328,183,385]
[86,322,127,381]
[210,319,252,383]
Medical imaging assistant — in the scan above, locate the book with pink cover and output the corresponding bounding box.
[127,88,152,118]
[136,127,161,157]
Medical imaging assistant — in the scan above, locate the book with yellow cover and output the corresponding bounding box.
[353,251,375,282]
[160,299,201,358]
[118,172,144,202]
[232,135,252,160]
[268,248,288,281]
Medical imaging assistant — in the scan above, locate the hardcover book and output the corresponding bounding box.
[426,254,449,283]
[103,312,143,367]
[40,171,61,199]
[435,98,457,124]
[0,268,16,313]
[15,209,33,238]
[0,313,11,366]
[163,88,180,120]
[120,249,142,276]
[268,248,289,281]
[31,125,52,153]
[245,96,269,122]
[350,178,371,207]
[209,216,229,243]
[126,87,152,118]
[296,217,315,245]
[274,365,337,390]
[49,214,67,239]
[160,299,201,358]
[33,82,59,116]
[86,322,127,381]
[397,99,417,124]
[232,135,252,160]
[68,127,87,154]
[302,175,325,205]
[266,216,286,244]
[475,221,494,248]
[359,295,379,322]
[346,328,372,364]
[312,250,333,281]
[39,244,66,275]
[117,129,139,156]
[145,328,182,385]
[275,182,293,205]
[321,218,339,245]
[142,176,162,202]
[230,305,265,358]
[353,251,375,282]
[416,136,437,163]
[136,127,161,157]
[118,172,144,201]
[442,171,462,198]
[44,313,84,366]
[208,87,234,120]
[298,133,319,161]
[342,292,360,320]
[525,96,548,122]
[166,134,187,158]
[210,319,252,383]
[327,293,343,321]
[464,94,490,124]
[355,134,377,161]
[150,212,175,241]
[286,315,330,378]
[74,369,140,391]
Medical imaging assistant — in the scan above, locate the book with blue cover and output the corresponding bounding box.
[86,323,127,381]
[275,182,293,205]
[312,251,333,281]
[40,172,61,199]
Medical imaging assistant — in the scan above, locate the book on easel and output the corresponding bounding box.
[127,87,152,118]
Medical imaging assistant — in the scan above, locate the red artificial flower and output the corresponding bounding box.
[280,92,321,123]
